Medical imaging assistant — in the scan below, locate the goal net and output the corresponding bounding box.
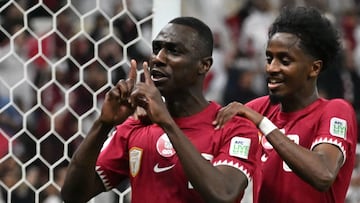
[0,0,179,202]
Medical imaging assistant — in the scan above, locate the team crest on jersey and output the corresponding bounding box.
[229,137,251,159]
[156,133,176,157]
[329,117,347,139]
[129,147,143,177]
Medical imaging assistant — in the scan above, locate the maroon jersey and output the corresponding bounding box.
[247,96,358,203]
[96,102,259,203]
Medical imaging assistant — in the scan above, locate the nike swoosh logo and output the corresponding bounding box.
[153,163,175,173]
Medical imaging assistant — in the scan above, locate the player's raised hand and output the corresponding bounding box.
[131,62,170,125]
[100,59,138,126]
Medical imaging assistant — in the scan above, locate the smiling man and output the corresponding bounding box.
[61,17,260,203]
[213,6,358,203]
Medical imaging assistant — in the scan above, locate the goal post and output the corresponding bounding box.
[152,0,181,39]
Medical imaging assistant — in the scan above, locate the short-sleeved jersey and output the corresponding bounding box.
[96,102,259,203]
[247,96,358,203]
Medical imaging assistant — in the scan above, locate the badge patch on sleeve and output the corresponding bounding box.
[229,137,251,159]
[129,147,143,177]
[329,117,347,139]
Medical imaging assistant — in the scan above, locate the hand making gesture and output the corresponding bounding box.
[130,62,171,125]
[100,59,138,126]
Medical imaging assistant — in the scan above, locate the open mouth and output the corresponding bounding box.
[150,69,168,83]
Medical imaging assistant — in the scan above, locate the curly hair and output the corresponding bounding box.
[268,7,341,71]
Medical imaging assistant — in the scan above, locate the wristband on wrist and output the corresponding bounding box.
[258,117,277,137]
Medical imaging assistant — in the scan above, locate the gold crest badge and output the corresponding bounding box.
[129,147,143,177]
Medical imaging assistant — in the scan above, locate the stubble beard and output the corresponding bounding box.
[269,94,282,104]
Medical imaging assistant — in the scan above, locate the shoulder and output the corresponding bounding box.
[118,117,141,127]
[324,98,354,109]
[115,117,146,135]
[231,115,257,128]
[246,95,269,107]
[245,96,273,113]
[316,98,357,141]
[222,115,258,139]
[319,98,356,118]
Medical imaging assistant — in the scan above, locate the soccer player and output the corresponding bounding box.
[213,6,358,203]
[61,17,260,203]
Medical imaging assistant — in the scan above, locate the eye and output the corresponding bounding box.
[266,55,272,64]
[166,44,180,55]
[281,57,291,66]
[152,45,161,54]
[167,47,179,55]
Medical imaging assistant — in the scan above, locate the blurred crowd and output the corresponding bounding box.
[0,0,359,202]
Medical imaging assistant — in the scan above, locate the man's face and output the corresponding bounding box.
[265,32,316,103]
[149,23,201,95]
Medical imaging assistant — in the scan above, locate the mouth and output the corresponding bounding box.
[267,77,284,90]
[150,69,168,83]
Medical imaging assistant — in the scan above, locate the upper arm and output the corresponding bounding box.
[212,116,260,189]
[312,142,344,174]
[216,165,249,192]
[312,99,357,169]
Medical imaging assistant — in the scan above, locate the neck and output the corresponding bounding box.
[165,93,209,118]
[280,89,319,112]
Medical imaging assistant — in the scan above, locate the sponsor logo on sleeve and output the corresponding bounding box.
[229,137,251,159]
[329,117,347,139]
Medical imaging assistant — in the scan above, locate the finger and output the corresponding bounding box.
[214,108,230,130]
[114,80,129,101]
[125,59,138,100]
[212,110,220,125]
[213,109,223,130]
[215,116,225,130]
[128,59,137,83]
[142,61,154,85]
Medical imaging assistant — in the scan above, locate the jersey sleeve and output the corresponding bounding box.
[95,122,132,190]
[212,117,260,183]
[310,99,358,165]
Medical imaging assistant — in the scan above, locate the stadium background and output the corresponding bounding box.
[0,0,359,202]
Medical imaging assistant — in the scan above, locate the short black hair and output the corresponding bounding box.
[169,16,213,57]
[268,7,341,71]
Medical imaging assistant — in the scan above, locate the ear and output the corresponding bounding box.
[309,60,322,77]
[198,56,213,75]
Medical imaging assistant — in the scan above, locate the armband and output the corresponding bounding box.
[258,117,277,137]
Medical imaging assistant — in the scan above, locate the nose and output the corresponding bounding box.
[266,59,281,73]
[153,48,167,64]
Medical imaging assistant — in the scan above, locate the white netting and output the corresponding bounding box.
[0,0,156,202]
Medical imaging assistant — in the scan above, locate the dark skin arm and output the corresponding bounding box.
[129,63,248,203]
[61,60,138,203]
[213,101,344,191]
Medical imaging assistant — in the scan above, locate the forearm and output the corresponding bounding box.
[61,119,113,202]
[241,107,337,188]
[161,120,244,203]
[266,130,341,191]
